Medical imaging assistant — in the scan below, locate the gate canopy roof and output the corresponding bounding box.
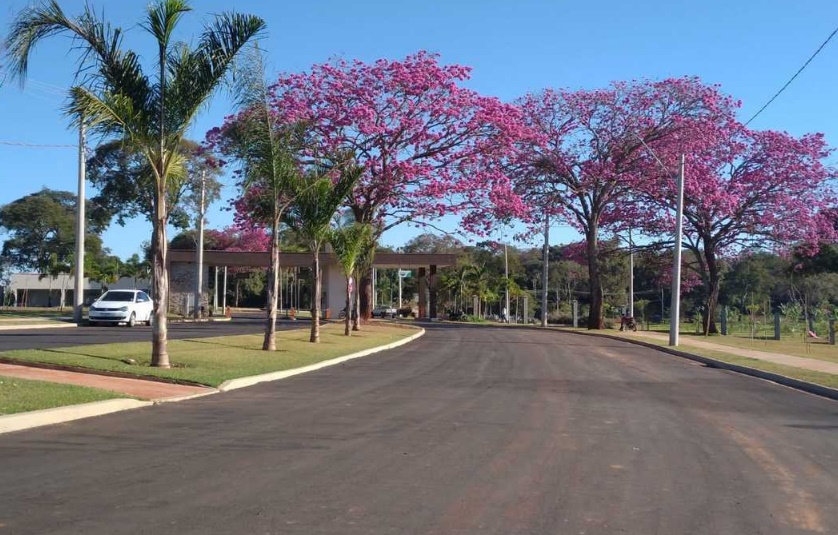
[169,250,459,268]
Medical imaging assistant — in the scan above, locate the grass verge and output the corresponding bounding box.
[605,332,838,390]
[0,324,416,388]
[0,376,126,415]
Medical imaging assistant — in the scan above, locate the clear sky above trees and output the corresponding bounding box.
[2,0,838,258]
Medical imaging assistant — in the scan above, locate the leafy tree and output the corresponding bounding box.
[402,233,465,254]
[512,78,733,329]
[329,223,373,336]
[122,253,151,289]
[638,126,835,334]
[86,139,222,230]
[0,188,108,274]
[267,51,527,319]
[5,0,265,367]
[283,164,361,342]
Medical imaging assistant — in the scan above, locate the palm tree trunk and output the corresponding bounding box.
[344,276,351,336]
[151,190,170,368]
[263,215,280,350]
[353,270,361,332]
[310,249,321,343]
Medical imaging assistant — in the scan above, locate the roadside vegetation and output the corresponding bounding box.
[0,376,125,415]
[0,323,415,388]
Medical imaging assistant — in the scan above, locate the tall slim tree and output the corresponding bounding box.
[206,45,305,351]
[329,223,373,336]
[5,0,265,366]
[283,164,361,343]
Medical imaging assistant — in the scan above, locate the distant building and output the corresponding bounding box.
[6,273,150,308]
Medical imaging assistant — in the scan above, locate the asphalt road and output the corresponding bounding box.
[0,313,299,351]
[1,325,837,534]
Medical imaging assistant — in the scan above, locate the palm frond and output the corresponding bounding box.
[166,11,266,136]
[142,0,191,49]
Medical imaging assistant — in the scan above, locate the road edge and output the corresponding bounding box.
[563,329,838,401]
[0,399,152,435]
[218,327,426,392]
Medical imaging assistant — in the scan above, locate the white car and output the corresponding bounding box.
[88,290,153,327]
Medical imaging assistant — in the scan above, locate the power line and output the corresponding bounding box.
[745,24,838,126]
[0,140,77,148]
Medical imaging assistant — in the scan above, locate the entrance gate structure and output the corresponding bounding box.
[167,250,458,319]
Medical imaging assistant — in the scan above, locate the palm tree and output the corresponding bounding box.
[213,45,305,351]
[283,164,361,343]
[5,1,265,367]
[329,223,373,336]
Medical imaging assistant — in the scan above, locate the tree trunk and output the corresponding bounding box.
[702,247,721,335]
[263,216,280,351]
[344,276,351,336]
[151,191,170,368]
[359,268,373,321]
[310,250,321,343]
[353,270,361,331]
[586,227,604,329]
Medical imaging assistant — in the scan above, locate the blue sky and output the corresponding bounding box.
[1,0,837,260]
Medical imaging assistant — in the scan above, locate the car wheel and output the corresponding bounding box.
[127,313,136,328]
[89,320,97,327]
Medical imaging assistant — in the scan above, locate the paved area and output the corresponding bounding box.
[0,313,301,351]
[0,324,836,534]
[625,330,838,374]
[0,363,212,400]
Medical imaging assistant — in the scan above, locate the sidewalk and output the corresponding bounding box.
[621,331,838,375]
[0,363,213,401]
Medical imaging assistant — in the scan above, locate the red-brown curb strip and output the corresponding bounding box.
[0,399,152,435]
[563,329,838,402]
[218,327,426,391]
[0,322,77,331]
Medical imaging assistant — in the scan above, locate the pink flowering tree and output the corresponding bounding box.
[266,51,527,318]
[511,78,736,328]
[635,124,836,334]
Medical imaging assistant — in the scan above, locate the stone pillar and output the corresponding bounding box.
[829,318,836,345]
[774,313,782,341]
[429,265,438,320]
[572,300,579,328]
[523,296,528,324]
[418,267,427,319]
[720,307,728,335]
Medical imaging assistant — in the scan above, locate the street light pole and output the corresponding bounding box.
[504,241,510,323]
[73,119,86,324]
[669,154,685,346]
[628,227,634,318]
[541,213,549,327]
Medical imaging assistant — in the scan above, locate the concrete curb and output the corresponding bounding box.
[153,390,220,404]
[0,322,77,331]
[562,329,838,402]
[0,399,152,435]
[218,327,426,392]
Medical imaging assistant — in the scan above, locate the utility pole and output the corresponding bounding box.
[628,227,634,318]
[541,214,549,327]
[504,241,510,323]
[194,170,206,318]
[73,119,86,324]
[669,154,685,346]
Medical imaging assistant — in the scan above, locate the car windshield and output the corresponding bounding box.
[99,291,135,302]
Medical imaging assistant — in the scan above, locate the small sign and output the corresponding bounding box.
[399,270,411,278]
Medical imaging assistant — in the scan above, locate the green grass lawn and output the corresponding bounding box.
[600,330,838,390]
[0,307,76,318]
[0,324,416,388]
[0,376,126,415]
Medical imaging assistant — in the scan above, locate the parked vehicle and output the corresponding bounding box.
[88,290,153,327]
[372,306,398,318]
